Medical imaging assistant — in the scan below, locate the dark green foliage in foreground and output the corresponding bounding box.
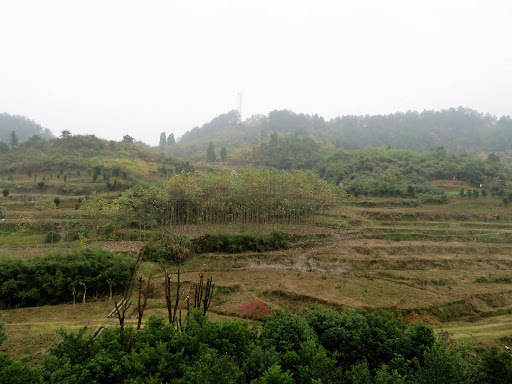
[2,307,512,383]
[0,248,135,309]
[193,231,289,253]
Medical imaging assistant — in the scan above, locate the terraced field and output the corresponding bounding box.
[2,182,512,362]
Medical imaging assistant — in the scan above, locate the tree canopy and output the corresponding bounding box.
[2,306,511,383]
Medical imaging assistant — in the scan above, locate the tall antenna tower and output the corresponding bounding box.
[237,91,243,122]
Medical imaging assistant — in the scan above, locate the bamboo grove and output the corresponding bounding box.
[83,168,340,232]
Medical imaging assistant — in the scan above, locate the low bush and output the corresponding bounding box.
[44,231,61,244]
[141,233,192,263]
[240,300,274,320]
[193,231,289,253]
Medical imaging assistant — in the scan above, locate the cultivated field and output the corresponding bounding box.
[1,177,512,363]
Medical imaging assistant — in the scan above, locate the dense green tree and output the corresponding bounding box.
[159,132,167,147]
[60,130,71,138]
[10,130,18,148]
[413,342,469,384]
[167,133,175,145]
[207,141,216,162]
[220,147,227,162]
[261,311,317,353]
[0,142,8,153]
[122,134,134,144]
[270,132,278,146]
[488,153,500,163]
[477,346,512,383]
[252,365,294,384]
[2,188,8,198]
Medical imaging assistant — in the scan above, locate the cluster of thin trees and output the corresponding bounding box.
[123,168,339,226]
[82,169,339,234]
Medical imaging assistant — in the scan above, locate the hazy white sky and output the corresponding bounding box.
[0,0,511,145]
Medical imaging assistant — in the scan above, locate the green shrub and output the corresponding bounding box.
[44,231,61,244]
[142,233,192,263]
[0,248,135,308]
[0,307,509,383]
[193,231,289,253]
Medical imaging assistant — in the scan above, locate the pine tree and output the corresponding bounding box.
[159,132,167,147]
[207,141,216,162]
[10,131,18,148]
[270,132,278,146]
[167,133,175,145]
[220,147,227,162]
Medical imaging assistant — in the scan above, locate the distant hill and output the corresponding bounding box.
[0,113,53,144]
[168,107,512,160]
[0,134,192,181]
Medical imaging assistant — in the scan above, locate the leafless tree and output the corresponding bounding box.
[113,289,132,333]
[193,274,215,315]
[164,268,181,327]
[112,250,143,334]
[136,275,152,330]
[93,291,102,309]
[71,286,76,309]
[80,281,87,304]
[107,278,114,302]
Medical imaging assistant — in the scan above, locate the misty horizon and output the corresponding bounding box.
[1,1,510,145]
[2,105,511,147]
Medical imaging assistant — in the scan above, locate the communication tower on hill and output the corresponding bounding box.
[237,91,243,122]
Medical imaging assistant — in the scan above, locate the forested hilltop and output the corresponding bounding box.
[0,113,53,147]
[168,108,512,161]
[0,133,192,180]
[2,115,510,204]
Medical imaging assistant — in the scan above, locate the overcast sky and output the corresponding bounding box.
[0,1,511,145]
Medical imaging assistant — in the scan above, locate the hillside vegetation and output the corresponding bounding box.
[2,108,512,382]
[0,134,192,182]
[168,107,512,161]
